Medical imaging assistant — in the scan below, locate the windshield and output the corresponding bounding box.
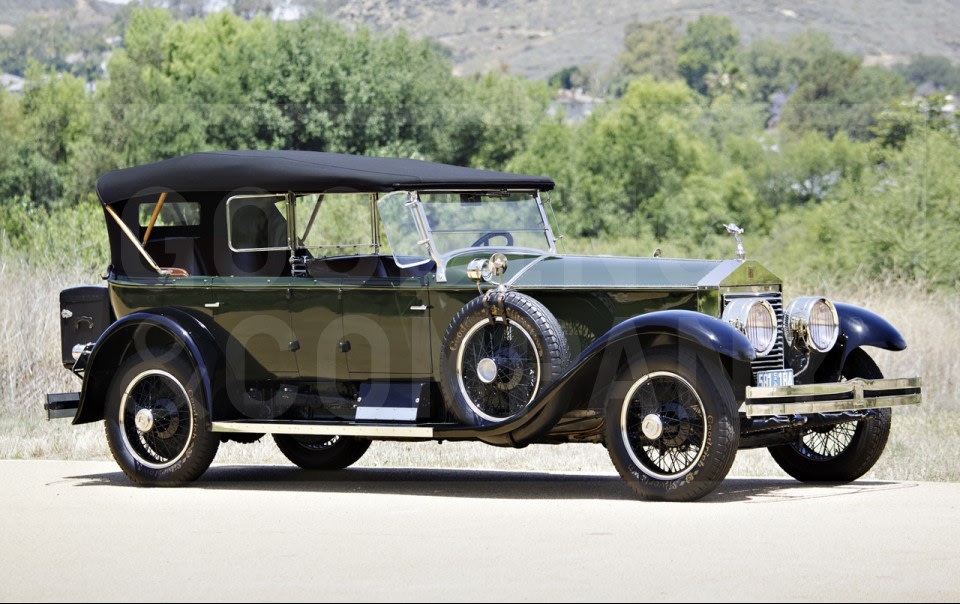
[420,192,554,254]
[377,190,556,270]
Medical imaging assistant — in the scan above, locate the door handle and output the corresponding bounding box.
[204,302,220,309]
[410,305,429,311]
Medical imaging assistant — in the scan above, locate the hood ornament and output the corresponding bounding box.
[724,223,746,262]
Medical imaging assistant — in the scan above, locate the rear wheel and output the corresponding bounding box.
[104,352,219,486]
[273,434,371,470]
[604,346,739,502]
[768,349,892,482]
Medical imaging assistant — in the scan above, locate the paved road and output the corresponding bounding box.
[1,460,958,601]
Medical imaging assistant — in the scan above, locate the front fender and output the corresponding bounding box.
[528,309,756,424]
[816,303,907,382]
[438,310,755,446]
[835,302,907,353]
[73,308,223,425]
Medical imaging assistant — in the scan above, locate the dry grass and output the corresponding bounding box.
[1,254,956,482]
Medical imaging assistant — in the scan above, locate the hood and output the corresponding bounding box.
[441,253,781,290]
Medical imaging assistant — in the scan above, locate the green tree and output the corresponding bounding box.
[896,54,960,93]
[676,15,739,96]
[780,53,908,140]
[612,17,681,94]
[740,31,837,103]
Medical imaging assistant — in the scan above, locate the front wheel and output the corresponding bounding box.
[273,434,371,470]
[604,346,739,502]
[104,351,219,486]
[768,349,892,482]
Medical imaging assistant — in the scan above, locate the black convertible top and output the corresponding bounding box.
[96,150,554,204]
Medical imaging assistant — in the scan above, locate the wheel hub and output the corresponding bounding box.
[134,408,154,432]
[641,414,663,440]
[476,358,498,384]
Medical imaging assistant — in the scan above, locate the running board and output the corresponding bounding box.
[210,420,434,438]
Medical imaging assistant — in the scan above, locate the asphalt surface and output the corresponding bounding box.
[1,460,958,601]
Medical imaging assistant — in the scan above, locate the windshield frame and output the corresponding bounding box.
[401,189,558,282]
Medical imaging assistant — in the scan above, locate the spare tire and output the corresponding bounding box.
[439,290,570,427]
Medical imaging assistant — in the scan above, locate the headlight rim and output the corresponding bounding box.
[784,296,840,353]
[721,298,778,357]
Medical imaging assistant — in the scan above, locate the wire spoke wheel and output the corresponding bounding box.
[792,422,858,460]
[768,349,892,483]
[273,434,371,470]
[457,317,541,422]
[620,371,708,480]
[119,369,194,469]
[106,353,219,485]
[293,435,340,451]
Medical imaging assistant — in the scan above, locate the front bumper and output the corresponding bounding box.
[741,377,921,418]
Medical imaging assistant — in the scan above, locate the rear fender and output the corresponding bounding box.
[73,308,223,425]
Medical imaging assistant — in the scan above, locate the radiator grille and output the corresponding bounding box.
[722,291,785,377]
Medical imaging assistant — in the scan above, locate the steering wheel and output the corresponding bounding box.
[471,231,514,247]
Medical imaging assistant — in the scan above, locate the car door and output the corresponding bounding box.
[208,193,300,381]
[340,272,433,377]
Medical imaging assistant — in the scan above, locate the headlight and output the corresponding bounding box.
[722,298,778,356]
[784,296,839,352]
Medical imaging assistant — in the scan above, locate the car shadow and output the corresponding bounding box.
[64,464,909,503]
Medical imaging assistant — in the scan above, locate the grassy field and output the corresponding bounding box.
[1,252,956,482]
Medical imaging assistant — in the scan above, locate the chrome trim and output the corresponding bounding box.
[723,291,785,374]
[534,191,559,253]
[723,223,746,261]
[409,304,428,311]
[47,407,78,420]
[225,193,289,253]
[71,344,87,361]
[784,296,839,353]
[410,189,556,283]
[505,252,550,287]
[742,377,922,417]
[354,407,419,422]
[211,421,433,438]
[204,302,220,309]
[721,297,777,356]
[407,191,443,279]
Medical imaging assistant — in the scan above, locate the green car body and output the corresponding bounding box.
[47,151,921,501]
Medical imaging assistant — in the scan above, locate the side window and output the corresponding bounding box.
[295,193,375,257]
[138,201,200,227]
[227,195,290,252]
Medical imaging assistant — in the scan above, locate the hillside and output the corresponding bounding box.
[2,1,959,79]
[326,0,960,78]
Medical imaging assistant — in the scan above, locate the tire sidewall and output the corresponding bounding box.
[604,347,738,501]
[273,434,371,470]
[439,291,566,427]
[105,352,215,485]
[768,349,892,482]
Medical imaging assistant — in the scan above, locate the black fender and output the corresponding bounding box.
[73,308,223,425]
[437,309,755,445]
[816,303,907,382]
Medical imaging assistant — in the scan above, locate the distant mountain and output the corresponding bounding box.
[2,0,958,80]
[325,0,960,78]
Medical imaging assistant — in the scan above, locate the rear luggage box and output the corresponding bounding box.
[59,286,111,368]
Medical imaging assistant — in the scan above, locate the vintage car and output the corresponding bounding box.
[46,150,922,501]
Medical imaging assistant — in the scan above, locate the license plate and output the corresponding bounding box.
[756,369,795,388]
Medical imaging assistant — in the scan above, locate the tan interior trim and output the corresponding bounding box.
[141,191,168,245]
[104,204,172,276]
